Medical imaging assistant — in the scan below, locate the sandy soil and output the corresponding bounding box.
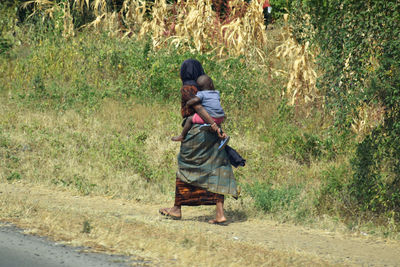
[1,182,400,266]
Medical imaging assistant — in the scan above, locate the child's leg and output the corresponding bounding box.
[171,115,193,142]
[180,115,193,138]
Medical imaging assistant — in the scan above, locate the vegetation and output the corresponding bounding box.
[290,0,400,225]
[1,0,399,238]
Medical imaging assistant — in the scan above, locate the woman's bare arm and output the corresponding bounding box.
[192,104,225,138]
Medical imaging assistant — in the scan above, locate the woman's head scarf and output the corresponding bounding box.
[180,59,205,87]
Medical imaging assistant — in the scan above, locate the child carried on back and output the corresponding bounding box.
[172,74,229,148]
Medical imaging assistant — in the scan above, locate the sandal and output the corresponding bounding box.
[218,136,230,151]
[208,219,228,226]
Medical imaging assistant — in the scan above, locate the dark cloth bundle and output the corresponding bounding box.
[225,145,246,168]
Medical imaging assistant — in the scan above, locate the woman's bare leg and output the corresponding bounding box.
[209,200,226,223]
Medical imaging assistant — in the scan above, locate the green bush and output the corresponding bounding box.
[291,0,400,221]
[316,164,352,214]
[270,101,338,165]
[0,37,12,55]
[270,0,291,19]
[351,127,400,217]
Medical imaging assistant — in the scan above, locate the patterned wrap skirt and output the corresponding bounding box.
[174,177,224,206]
[174,124,238,206]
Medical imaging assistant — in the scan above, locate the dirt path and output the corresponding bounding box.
[1,182,399,266]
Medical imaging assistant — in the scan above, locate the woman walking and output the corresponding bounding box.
[159,59,238,224]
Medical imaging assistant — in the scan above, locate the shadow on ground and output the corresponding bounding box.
[185,209,248,225]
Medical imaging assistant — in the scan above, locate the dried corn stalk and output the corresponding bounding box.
[91,0,108,16]
[220,0,267,58]
[24,0,269,59]
[63,1,75,38]
[175,0,218,52]
[275,14,318,106]
[23,0,74,37]
[86,11,122,37]
[140,0,169,48]
[122,0,146,34]
[23,0,59,19]
[138,0,219,51]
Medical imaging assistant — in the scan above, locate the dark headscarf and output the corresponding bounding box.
[180,59,205,87]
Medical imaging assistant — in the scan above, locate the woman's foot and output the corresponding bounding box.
[159,206,182,219]
[208,217,227,224]
[171,135,184,142]
[210,200,227,224]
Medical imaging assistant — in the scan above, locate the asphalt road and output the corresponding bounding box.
[0,224,135,267]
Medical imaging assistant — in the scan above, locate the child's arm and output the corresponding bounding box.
[192,104,227,139]
[186,96,201,107]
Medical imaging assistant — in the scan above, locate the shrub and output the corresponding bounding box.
[290,0,400,220]
[0,37,12,55]
[270,0,291,19]
[316,164,353,215]
[270,101,338,165]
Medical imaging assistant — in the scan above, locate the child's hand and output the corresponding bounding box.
[220,131,227,139]
[211,123,226,139]
[217,129,227,139]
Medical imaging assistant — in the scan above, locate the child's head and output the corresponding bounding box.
[196,75,214,91]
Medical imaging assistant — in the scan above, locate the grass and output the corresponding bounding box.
[0,98,176,202]
[0,17,399,239]
[0,72,342,226]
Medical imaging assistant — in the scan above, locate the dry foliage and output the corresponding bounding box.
[122,0,147,34]
[24,0,268,59]
[23,0,75,37]
[351,102,385,139]
[274,14,318,106]
[62,1,74,37]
